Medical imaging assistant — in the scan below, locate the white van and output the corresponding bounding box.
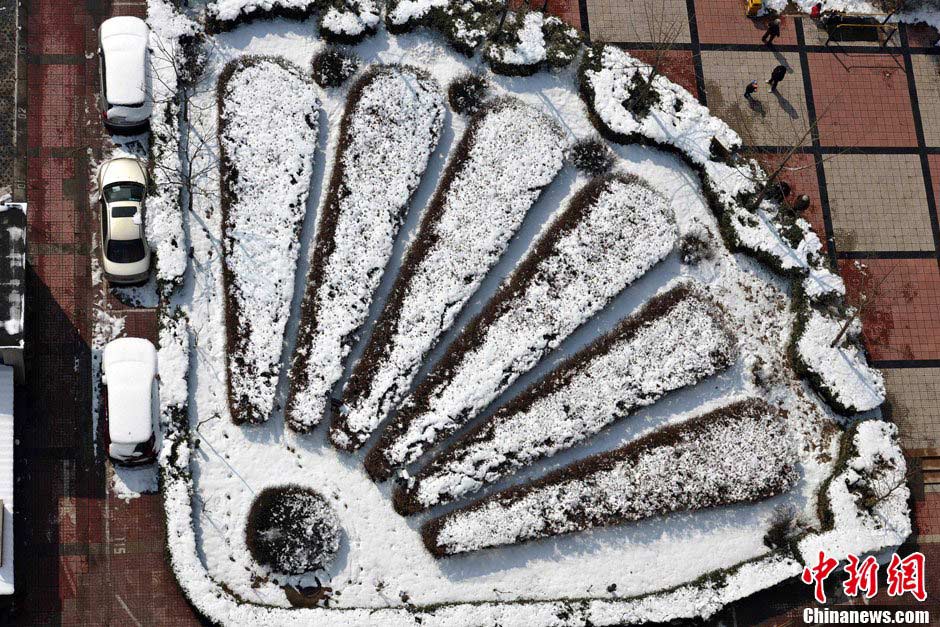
[102,337,158,465]
[98,17,152,132]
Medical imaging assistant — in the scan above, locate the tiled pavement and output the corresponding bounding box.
[9,0,940,624]
[10,0,197,624]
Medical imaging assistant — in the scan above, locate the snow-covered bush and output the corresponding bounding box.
[311,47,359,87]
[245,486,341,575]
[338,97,565,455]
[793,307,886,415]
[146,2,202,298]
[578,43,880,418]
[484,11,580,76]
[679,229,715,265]
[206,0,379,44]
[364,174,677,481]
[801,420,910,561]
[318,0,380,44]
[218,57,320,424]
[286,65,445,432]
[394,283,736,513]
[569,136,614,176]
[447,72,489,115]
[386,0,503,56]
[422,398,797,556]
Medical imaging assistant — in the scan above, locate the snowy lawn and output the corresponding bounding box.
[145,2,911,625]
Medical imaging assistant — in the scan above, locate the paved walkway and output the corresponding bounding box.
[11,0,197,624]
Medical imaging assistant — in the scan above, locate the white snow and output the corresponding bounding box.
[142,6,911,624]
[798,420,911,560]
[287,66,445,431]
[341,174,674,449]
[407,285,735,509]
[136,0,199,296]
[219,58,319,423]
[320,0,380,38]
[387,0,449,26]
[429,398,797,555]
[796,309,886,413]
[208,0,318,22]
[763,0,940,41]
[339,98,565,450]
[486,12,547,68]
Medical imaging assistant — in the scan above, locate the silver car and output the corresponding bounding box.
[97,157,151,284]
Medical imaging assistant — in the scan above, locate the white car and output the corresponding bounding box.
[102,337,158,465]
[98,16,152,132]
[97,157,151,284]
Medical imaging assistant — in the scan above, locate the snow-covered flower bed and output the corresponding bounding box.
[483,10,581,76]
[364,174,677,481]
[386,0,502,54]
[394,282,735,512]
[207,0,380,43]
[340,97,565,453]
[424,398,798,556]
[145,2,911,623]
[218,57,320,424]
[286,65,445,432]
[795,308,886,415]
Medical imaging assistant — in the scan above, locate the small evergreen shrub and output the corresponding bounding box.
[679,230,714,265]
[569,137,614,176]
[246,485,341,575]
[447,73,489,115]
[311,47,360,88]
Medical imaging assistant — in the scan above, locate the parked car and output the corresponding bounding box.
[97,156,151,284]
[102,337,158,465]
[98,16,152,132]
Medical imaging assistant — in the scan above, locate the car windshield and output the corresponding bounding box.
[103,182,144,203]
[106,238,146,264]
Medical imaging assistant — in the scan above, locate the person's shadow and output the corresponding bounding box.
[747,97,766,117]
[772,89,799,119]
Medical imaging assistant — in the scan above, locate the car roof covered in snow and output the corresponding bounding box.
[100,16,149,107]
[0,201,25,349]
[98,157,147,189]
[103,337,156,444]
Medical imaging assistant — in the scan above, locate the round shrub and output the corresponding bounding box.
[569,137,614,176]
[447,72,490,115]
[679,230,714,265]
[246,485,341,575]
[311,47,359,88]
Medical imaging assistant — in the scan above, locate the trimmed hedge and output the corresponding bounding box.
[369,173,676,492]
[339,97,564,455]
[422,398,797,557]
[285,64,445,432]
[245,485,341,575]
[311,47,359,88]
[393,282,735,514]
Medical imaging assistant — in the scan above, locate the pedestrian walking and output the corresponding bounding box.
[767,64,787,92]
[744,80,758,100]
[762,18,782,45]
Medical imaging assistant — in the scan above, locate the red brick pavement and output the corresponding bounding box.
[12,0,197,624]
[695,0,798,46]
[839,258,940,362]
[808,53,918,148]
[628,48,699,98]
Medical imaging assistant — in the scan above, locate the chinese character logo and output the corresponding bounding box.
[886,552,927,602]
[802,551,839,603]
[802,550,928,604]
